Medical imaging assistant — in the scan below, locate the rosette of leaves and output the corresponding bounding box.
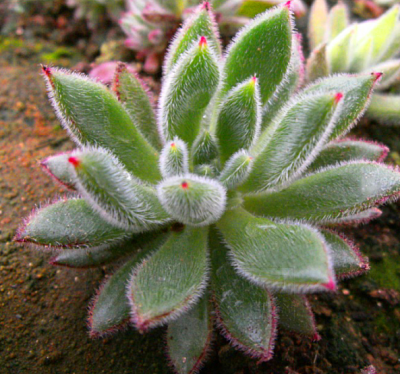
[16,2,400,373]
[307,0,400,125]
[120,0,306,73]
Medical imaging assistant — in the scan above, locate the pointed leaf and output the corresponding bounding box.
[164,2,221,74]
[68,147,169,231]
[191,130,219,166]
[15,198,128,248]
[308,0,329,50]
[167,293,213,374]
[349,37,374,73]
[159,37,220,145]
[367,59,400,90]
[221,5,293,105]
[157,174,226,226]
[210,228,277,361]
[303,73,380,139]
[216,76,261,163]
[380,23,400,61]
[244,162,400,222]
[306,44,329,82]
[328,208,382,226]
[326,25,354,73]
[50,231,166,268]
[275,294,319,339]
[160,137,189,178]
[367,93,400,125]
[112,63,161,150]
[261,33,305,129]
[326,1,350,41]
[242,91,343,193]
[216,208,335,292]
[321,230,369,280]
[309,139,389,171]
[218,150,254,190]
[42,67,160,183]
[41,152,75,190]
[128,226,209,331]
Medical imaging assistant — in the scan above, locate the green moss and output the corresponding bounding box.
[368,253,400,292]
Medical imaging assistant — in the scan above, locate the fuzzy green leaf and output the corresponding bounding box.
[326,1,349,41]
[160,138,189,178]
[210,228,276,360]
[15,198,128,248]
[308,0,329,50]
[69,148,169,231]
[164,2,221,74]
[216,76,261,163]
[112,63,161,150]
[321,230,369,279]
[41,152,75,190]
[367,94,400,125]
[326,26,353,73]
[367,60,400,90]
[157,174,226,226]
[275,294,319,338]
[128,226,209,331]
[167,293,213,374]
[218,150,253,190]
[43,67,160,183]
[221,5,292,105]
[303,74,379,140]
[191,130,219,166]
[306,43,329,82]
[309,139,388,171]
[380,23,400,61]
[159,38,220,145]
[242,91,342,193]
[244,162,400,222]
[216,208,335,292]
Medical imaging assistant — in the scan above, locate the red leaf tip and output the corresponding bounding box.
[41,65,52,78]
[199,36,207,47]
[170,142,176,149]
[312,333,322,342]
[251,75,257,84]
[322,278,337,291]
[201,1,210,10]
[68,156,81,167]
[181,181,189,189]
[334,92,344,104]
[372,72,383,82]
[284,1,292,9]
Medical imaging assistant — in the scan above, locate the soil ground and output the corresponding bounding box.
[0,36,400,374]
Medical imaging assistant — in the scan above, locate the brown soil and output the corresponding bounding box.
[1,44,399,374]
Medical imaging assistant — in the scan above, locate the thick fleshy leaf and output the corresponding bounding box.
[68,148,169,231]
[261,33,304,129]
[128,226,209,331]
[242,91,343,193]
[219,150,253,190]
[216,76,261,163]
[216,208,335,292]
[349,37,374,73]
[303,74,380,139]
[159,37,220,145]
[159,137,189,178]
[15,198,128,248]
[306,44,329,82]
[326,26,354,73]
[328,208,382,226]
[191,130,219,166]
[326,1,349,41]
[50,231,165,268]
[88,235,167,337]
[309,139,389,171]
[367,94,400,125]
[41,152,75,190]
[308,0,328,50]
[244,162,400,222]
[275,294,319,339]
[157,174,226,226]
[367,60,400,90]
[167,293,213,374]
[220,5,292,105]
[42,67,160,183]
[321,230,369,279]
[112,63,160,150]
[164,2,221,75]
[210,228,277,361]
[380,23,400,61]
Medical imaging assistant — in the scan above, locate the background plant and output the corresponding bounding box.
[307,0,400,125]
[16,2,400,373]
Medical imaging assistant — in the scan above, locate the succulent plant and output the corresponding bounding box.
[307,0,400,125]
[67,0,124,28]
[16,2,400,372]
[120,0,307,73]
